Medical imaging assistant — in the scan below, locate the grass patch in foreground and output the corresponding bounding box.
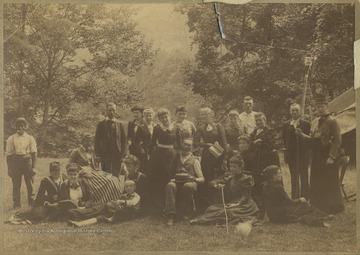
[2,157,357,252]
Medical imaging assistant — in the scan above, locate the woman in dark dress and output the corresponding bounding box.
[13,162,66,223]
[194,107,228,210]
[225,110,245,159]
[148,108,180,215]
[249,112,280,218]
[132,107,157,176]
[190,155,258,225]
[238,135,256,175]
[172,105,197,151]
[262,165,332,227]
[295,96,344,214]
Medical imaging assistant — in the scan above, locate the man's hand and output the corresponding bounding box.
[326,157,335,165]
[31,167,37,176]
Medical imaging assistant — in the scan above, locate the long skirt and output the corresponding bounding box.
[310,140,344,214]
[196,150,225,212]
[80,168,124,204]
[190,200,259,225]
[148,147,177,214]
[269,202,331,227]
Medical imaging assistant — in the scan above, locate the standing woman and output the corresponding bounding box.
[249,112,280,217]
[225,110,246,158]
[295,95,344,214]
[148,108,180,215]
[133,107,157,176]
[194,107,228,210]
[172,105,197,151]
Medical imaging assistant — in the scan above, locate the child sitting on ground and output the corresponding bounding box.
[262,165,332,228]
[120,155,149,214]
[68,180,140,227]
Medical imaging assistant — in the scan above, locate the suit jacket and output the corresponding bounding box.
[34,174,67,206]
[58,179,94,207]
[95,119,128,158]
[282,119,311,163]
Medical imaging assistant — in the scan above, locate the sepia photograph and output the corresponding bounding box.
[2,0,357,253]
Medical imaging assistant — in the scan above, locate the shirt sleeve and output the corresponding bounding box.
[29,135,37,153]
[193,158,204,183]
[6,136,14,155]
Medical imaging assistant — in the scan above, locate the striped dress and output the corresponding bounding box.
[84,170,124,203]
[69,147,124,204]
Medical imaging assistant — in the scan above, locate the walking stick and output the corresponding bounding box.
[220,185,229,235]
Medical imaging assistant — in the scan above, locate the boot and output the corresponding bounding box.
[68,217,98,227]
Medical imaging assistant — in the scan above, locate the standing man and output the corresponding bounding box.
[6,117,37,209]
[282,103,311,199]
[127,105,144,158]
[239,96,258,135]
[95,103,128,177]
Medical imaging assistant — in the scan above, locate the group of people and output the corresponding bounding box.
[6,95,344,229]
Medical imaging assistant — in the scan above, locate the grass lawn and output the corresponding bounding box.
[2,157,357,253]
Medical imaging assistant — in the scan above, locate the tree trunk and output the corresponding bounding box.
[17,4,28,116]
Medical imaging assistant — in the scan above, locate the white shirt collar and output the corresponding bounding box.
[105,117,116,122]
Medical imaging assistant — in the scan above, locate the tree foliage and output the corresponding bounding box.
[177,3,354,123]
[4,3,156,156]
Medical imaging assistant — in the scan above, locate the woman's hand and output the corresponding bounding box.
[299,197,308,203]
[254,139,262,145]
[214,183,225,190]
[226,203,239,209]
[295,128,303,136]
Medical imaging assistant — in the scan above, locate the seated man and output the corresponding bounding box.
[164,139,204,226]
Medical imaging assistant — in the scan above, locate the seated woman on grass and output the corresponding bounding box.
[190,154,259,225]
[11,162,66,223]
[69,133,124,204]
[262,165,332,228]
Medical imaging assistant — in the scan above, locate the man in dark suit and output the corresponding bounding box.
[95,103,128,177]
[282,103,311,199]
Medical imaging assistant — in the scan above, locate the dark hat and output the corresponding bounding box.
[314,95,329,105]
[15,117,28,129]
[131,105,144,113]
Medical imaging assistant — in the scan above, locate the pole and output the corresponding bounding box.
[221,185,229,235]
